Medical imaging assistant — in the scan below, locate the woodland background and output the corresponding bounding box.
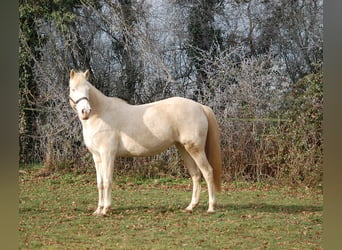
[19,0,323,186]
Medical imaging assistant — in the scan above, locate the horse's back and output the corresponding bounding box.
[145,97,209,142]
[146,97,206,124]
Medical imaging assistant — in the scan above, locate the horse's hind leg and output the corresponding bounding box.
[184,145,216,213]
[177,144,201,212]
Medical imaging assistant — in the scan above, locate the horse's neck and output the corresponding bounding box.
[88,84,127,114]
[89,84,107,113]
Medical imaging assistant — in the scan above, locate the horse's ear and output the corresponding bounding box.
[84,69,90,80]
[70,69,75,79]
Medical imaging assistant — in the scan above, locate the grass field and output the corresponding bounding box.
[19,167,322,249]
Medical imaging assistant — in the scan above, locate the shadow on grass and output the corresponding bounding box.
[107,205,181,216]
[216,203,322,214]
[19,202,322,219]
[90,202,322,217]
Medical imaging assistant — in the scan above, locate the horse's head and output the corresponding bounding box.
[69,69,92,120]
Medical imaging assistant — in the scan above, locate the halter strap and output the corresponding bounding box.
[69,96,89,105]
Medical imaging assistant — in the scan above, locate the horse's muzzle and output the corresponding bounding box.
[80,108,91,120]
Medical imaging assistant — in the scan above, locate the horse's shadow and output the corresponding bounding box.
[216,202,322,214]
[86,202,322,217]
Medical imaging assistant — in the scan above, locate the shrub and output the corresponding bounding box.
[200,49,322,186]
[270,70,323,186]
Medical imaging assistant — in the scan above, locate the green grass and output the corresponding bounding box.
[19,167,322,249]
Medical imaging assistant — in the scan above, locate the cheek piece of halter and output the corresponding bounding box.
[69,96,89,112]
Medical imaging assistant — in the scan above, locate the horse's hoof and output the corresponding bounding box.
[183,208,193,213]
[93,208,104,216]
[93,212,107,217]
[207,210,215,214]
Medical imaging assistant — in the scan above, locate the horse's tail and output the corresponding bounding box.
[202,105,222,192]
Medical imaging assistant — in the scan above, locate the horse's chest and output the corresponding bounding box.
[82,132,93,149]
[82,129,95,151]
[82,125,116,154]
[82,126,101,152]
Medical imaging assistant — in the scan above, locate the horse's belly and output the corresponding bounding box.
[117,132,174,157]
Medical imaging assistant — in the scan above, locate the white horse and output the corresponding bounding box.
[69,69,222,215]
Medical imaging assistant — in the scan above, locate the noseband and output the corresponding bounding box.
[69,96,89,111]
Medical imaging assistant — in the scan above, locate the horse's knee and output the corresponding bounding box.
[103,179,112,190]
[97,180,103,190]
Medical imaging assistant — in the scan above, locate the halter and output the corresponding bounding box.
[69,96,89,111]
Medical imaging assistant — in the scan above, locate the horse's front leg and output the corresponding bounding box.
[100,150,115,216]
[92,153,104,215]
